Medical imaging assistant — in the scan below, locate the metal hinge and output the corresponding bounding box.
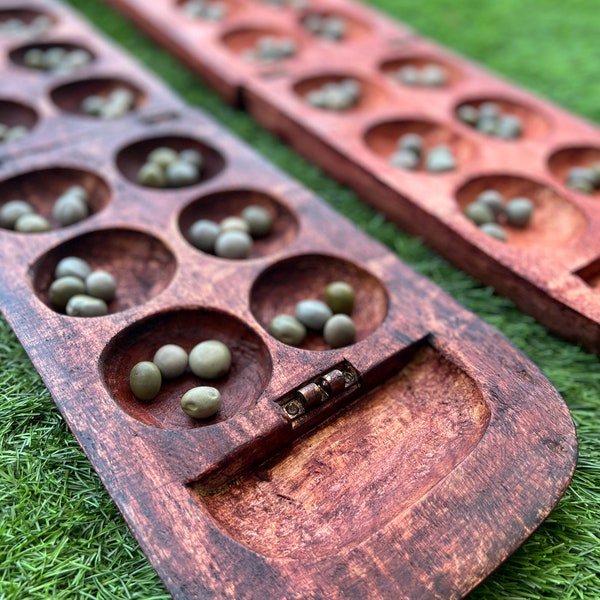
[277,360,361,421]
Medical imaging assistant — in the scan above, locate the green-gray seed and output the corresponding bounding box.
[153,344,188,379]
[480,222,507,242]
[0,200,34,229]
[181,386,221,419]
[464,201,494,226]
[55,256,92,280]
[65,294,108,317]
[189,340,232,379]
[129,361,162,401]
[505,197,534,228]
[85,270,116,301]
[323,314,356,348]
[241,205,273,237]
[475,189,504,216]
[137,162,166,187]
[165,159,199,187]
[53,194,89,226]
[14,213,50,233]
[268,314,307,346]
[148,147,179,168]
[295,299,333,331]
[189,219,221,252]
[214,230,253,259]
[49,276,86,310]
[220,216,249,233]
[325,281,355,314]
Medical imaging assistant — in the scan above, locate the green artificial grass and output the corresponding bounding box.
[1,0,599,598]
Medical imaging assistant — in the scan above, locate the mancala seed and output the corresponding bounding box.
[295,299,333,331]
[325,281,355,315]
[220,216,250,233]
[475,189,504,217]
[129,361,162,401]
[189,340,232,379]
[3,125,29,142]
[268,314,307,346]
[65,294,108,317]
[323,314,356,348]
[398,133,424,156]
[0,200,34,229]
[181,386,222,419]
[148,146,179,168]
[52,193,88,226]
[505,197,534,228]
[464,201,494,226]
[153,344,188,379]
[214,230,253,259]
[189,219,221,252]
[389,149,419,170]
[420,63,448,87]
[425,145,456,172]
[49,275,86,310]
[137,162,167,187]
[165,159,200,187]
[14,213,50,233]
[480,222,507,242]
[241,205,273,237]
[85,270,116,302]
[179,149,204,168]
[55,256,92,280]
[457,104,479,126]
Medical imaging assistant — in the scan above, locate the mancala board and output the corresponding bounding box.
[100,0,600,356]
[0,1,578,599]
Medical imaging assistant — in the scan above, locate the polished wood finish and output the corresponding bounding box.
[0,2,577,599]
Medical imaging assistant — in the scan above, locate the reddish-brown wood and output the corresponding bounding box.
[0,2,578,599]
[101,0,600,354]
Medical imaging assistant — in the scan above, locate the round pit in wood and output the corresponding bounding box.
[455,96,549,140]
[0,166,109,231]
[547,146,600,197]
[9,41,95,73]
[0,98,37,135]
[250,253,388,350]
[456,174,586,248]
[50,77,145,118]
[31,227,176,314]
[116,135,225,188]
[101,308,272,429]
[294,72,389,113]
[297,9,371,42]
[364,118,473,172]
[380,55,461,88]
[0,8,55,36]
[221,26,301,62]
[179,188,298,259]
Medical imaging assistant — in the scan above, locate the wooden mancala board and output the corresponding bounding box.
[0,2,577,599]
[101,0,600,356]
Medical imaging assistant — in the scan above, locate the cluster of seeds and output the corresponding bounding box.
[389,63,448,88]
[129,340,232,419]
[80,87,136,120]
[457,102,523,140]
[0,122,29,144]
[389,133,457,173]
[48,256,117,317]
[0,15,52,36]
[464,189,535,241]
[0,185,91,233]
[564,163,600,194]
[22,46,93,74]
[302,14,347,41]
[137,146,203,188]
[181,0,227,20]
[268,281,357,348]
[242,36,297,63]
[305,78,361,111]
[188,204,273,259]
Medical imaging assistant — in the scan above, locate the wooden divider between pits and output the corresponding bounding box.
[0,0,184,161]
[100,0,600,354]
[0,104,578,599]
